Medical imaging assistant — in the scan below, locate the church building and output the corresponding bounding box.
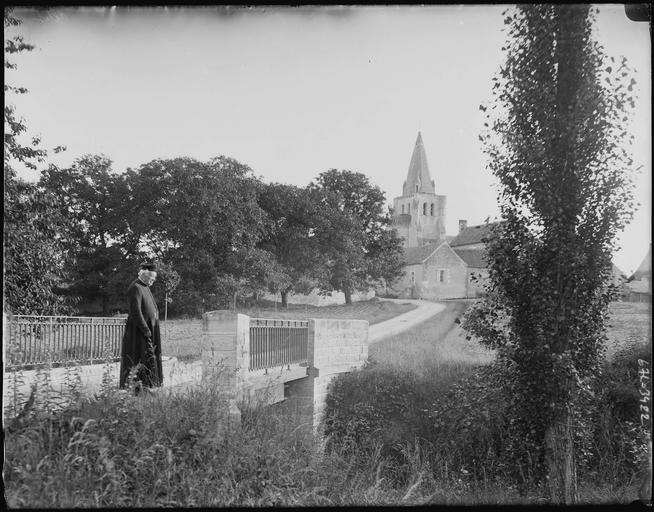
[387,132,636,302]
[392,132,447,248]
[389,132,492,300]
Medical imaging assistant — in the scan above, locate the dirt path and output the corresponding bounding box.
[369,299,495,367]
[368,298,445,343]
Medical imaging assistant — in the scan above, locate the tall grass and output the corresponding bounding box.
[5,371,512,507]
[322,300,651,504]
[4,300,650,506]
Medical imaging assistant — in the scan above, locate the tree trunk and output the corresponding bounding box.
[344,288,352,305]
[164,291,168,346]
[545,410,577,504]
[281,290,289,308]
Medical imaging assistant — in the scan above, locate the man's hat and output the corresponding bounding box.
[139,261,158,272]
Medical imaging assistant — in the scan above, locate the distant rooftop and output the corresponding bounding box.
[631,243,652,281]
[403,243,440,265]
[453,248,487,268]
[403,243,489,268]
[450,222,502,248]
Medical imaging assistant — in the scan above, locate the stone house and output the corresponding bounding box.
[391,221,496,300]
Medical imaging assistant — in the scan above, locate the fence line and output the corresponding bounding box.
[6,315,127,369]
[248,318,309,371]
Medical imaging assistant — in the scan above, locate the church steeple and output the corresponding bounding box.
[402,131,435,196]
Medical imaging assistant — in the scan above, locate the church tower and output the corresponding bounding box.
[392,132,446,248]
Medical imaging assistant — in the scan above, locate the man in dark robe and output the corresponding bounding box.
[119,261,163,393]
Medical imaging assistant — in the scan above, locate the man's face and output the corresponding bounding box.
[140,270,157,286]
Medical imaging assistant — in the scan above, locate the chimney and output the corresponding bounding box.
[459,219,468,233]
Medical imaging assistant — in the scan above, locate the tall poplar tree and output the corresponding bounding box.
[467,5,638,503]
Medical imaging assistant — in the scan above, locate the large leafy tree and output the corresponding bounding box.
[123,156,269,315]
[310,170,404,304]
[465,5,638,503]
[4,177,73,315]
[4,9,47,171]
[39,155,130,314]
[256,182,323,307]
[4,8,71,315]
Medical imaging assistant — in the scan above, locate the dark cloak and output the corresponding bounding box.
[119,278,163,390]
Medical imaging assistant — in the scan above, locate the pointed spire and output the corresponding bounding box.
[403,131,435,195]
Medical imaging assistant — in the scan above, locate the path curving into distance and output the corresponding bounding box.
[368,298,446,344]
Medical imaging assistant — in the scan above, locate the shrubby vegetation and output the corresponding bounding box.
[322,338,651,504]
[5,301,649,506]
[2,365,454,507]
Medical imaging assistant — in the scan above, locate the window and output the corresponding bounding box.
[415,184,419,192]
[423,203,427,215]
[411,271,416,284]
[430,203,434,216]
[439,270,446,283]
[401,204,405,214]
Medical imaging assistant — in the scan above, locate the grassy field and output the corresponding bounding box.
[234,298,417,323]
[606,301,652,358]
[161,298,417,361]
[370,300,493,377]
[370,300,652,371]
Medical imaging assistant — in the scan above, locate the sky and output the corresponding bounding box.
[6,5,651,275]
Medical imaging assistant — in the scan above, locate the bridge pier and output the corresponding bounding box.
[201,311,250,425]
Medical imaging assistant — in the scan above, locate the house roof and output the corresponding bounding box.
[453,248,487,268]
[449,222,501,248]
[403,132,435,196]
[403,243,440,265]
[631,243,652,281]
[612,263,627,281]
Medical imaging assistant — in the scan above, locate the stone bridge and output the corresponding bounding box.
[3,310,370,437]
[202,311,369,432]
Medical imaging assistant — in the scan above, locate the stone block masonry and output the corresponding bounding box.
[200,312,369,438]
[307,318,369,431]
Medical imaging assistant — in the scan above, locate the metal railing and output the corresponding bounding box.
[6,315,127,369]
[249,318,309,371]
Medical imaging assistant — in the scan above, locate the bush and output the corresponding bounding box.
[322,359,489,486]
[427,362,512,481]
[324,362,431,456]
